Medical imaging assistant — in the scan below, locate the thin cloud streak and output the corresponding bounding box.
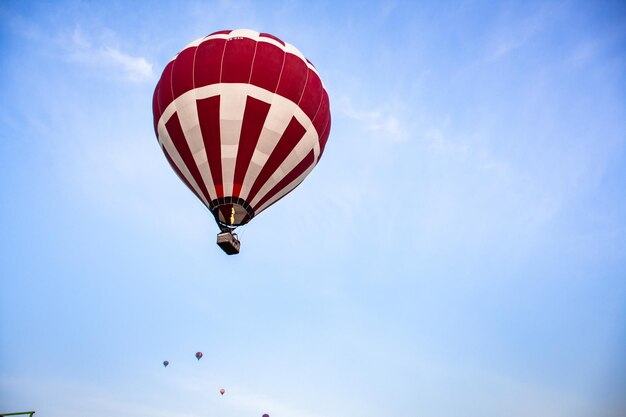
[65,26,154,82]
[484,4,550,62]
[335,96,410,141]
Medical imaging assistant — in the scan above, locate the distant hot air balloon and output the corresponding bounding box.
[195,351,203,360]
[220,388,225,395]
[262,414,269,417]
[152,29,331,255]
[163,360,169,367]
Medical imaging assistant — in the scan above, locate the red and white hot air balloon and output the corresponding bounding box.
[152,29,331,254]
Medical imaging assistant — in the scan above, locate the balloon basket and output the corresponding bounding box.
[217,231,240,255]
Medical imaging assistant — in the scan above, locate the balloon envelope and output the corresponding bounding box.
[163,360,169,367]
[262,414,270,417]
[152,29,331,230]
[195,351,203,360]
[220,388,225,395]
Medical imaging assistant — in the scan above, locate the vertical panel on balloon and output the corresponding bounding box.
[173,93,218,201]
[254,150,315,211]
[313,90,331,155]
[237,99,296,202]
[318,116,332,158]
[276,53,308,104]
[250,42,285,93]
[311,89,330,133]
[171,47,197,99]
[220,37,257,83]
[232,96,271,197]
[219,85,249,197]
[246,116,306,204]
[298,68,323,122]
[194,38,226,88]
[160,144,206,208]
[159,122,211,208]
[256,162,316,215]
[197,95,224,198]
[157,61,176,114]
[249,126,317,208]
[152,84,161,135]
[166,113,213,204]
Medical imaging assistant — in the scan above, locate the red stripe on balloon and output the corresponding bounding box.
[166,113,213,203]
[194,38,226,88]
[250,42,285,93]
[246,116,306,205]
[319,114,332,157]
[313,90,331,154]
[255,149,315,210]
[276,53,308,104]
[197,95,224,198]
[221,37,257,83]
[171,47,197,99]
[298,68,323,122]
[232,96,271,197]
[152,84,161,135]
[157,60,175,114]
[161,145,207,208]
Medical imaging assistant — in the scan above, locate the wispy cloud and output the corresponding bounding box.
[335,96,410,142]
[5,15,155,82]
[567,27,625,68]
[65,26,154,82]
[102,46,153,81]
[423,126,511,175]
[485,6,549,61]
[425,127,470,154]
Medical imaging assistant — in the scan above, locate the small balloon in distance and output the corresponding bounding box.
[163,360,169,367]
[195,352,203,360]
[220,388,225,395]
[262,414,269,417]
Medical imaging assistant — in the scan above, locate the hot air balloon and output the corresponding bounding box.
[220,388,225,395]
[163,360,169,367]
[152,29,331,255]
[195,351,203,360]
[262,414,270,417]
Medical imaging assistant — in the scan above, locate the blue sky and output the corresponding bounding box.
[1,1,625,416]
